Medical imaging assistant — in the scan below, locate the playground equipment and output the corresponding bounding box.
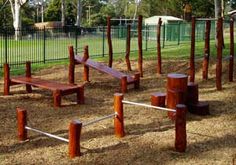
[107,16,144,76]
[155,73,209,119]
[17,93,187,158]
[68,45,140,93]
[16,106,123,158]
[4,62,84,108]
[190,17,235,90]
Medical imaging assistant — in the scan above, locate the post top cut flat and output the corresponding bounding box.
[167,73,188,79]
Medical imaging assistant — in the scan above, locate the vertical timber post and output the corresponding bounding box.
[83,45,89,82]
[68,46,75,84]
[16,108,28,141]
[157,18,162,74]
[138,15,143,77]
[114,93,125,137]
[107,16,113,68]
[216,17,223,90]
[69,120,82,158]
[125,24,132,71]
[3,63,10,95]
[175,104,187,152]
[77,85,85,104]
[151,92,166,107]
[25,61,32,93]
[120,76,127,93]
[190,16,196,82]
[202,20,211,80]
[229,18,234,82]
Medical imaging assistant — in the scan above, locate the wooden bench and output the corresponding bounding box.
[4,62,85,108]
[68,45,140,93]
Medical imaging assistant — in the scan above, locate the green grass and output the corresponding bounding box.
[0,35,233,76]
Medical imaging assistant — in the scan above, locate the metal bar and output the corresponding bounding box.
[111,19,138,21]
[25,126,69,143]
[122,100,176,112]
[196,18,217,21]
[83,113,117,127]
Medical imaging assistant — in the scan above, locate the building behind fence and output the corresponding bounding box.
[0,21,221,68]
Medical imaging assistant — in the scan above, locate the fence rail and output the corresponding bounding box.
[0,21,230,68]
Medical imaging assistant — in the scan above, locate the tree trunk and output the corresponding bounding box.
[76,0,82,27]
[61,0,65,26]
[14,1,21,40]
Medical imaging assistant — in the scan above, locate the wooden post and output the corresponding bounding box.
[69,120,82,158]
[114,93,125,137]
[138,15,143,77]
[3,63,10,95]
[134,73,140,89]
[107,16,113,68]
[25,61,32,93]
[202,20,211,80]
[76,85,85,104]
[120,76,127,93]
[151,92,166,107]
[175,104,187,152]
[126,24,132,71]
[16,107,28,141]
[83,45,89,82]
[53,89,61,108]
[186,82,198,104]
[190,16,196,82]
[216,17,223,90]
[157,18,162,74]
[68,46,75,84]
[229,18,234,82]
[166,73,188,120]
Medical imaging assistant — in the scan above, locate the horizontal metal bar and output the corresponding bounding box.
[122,100,176,112]
[25,126,69,143]
[111,19,138,21]
[83,113,117,127]
[195,18,217,21]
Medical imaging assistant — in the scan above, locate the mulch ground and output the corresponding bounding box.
[0,58,235,165]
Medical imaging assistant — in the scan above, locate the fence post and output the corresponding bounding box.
[229,18,234,82]
[5,29,7,64]
[114,93,125,138]
[16,108,28,141]
[102,26,105,57]
[43,26,46,63]
[216,17,223,90]
[178,21,181,45]
[190,16,196,83]
[75,26,78,55]
[162,24,165,48]
[175,104,187,152]
[69,120,82,158]
[145,25,148,51]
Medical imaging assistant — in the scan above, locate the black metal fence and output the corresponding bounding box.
[0,21,219,68]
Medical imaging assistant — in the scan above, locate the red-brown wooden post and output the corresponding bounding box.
[68,46,75,84]
[134,73,140,89]
[126,24,132,71]
[69,120,82,158]
[138,15,143,77]
[16,107,28,141]
[229,18,234,82]
[189,16,196,82]
[107,16,113,68]
[157,18,162,74]
[202,20,211,80]
[166,73,188,120]
[120,76,127,93]
[175,104,187,152]
[4,63,10,95]
[25,61,32,93]
[186,82,198,104]
[53,89,61,108]
[216,17,223,90]
[151,92,166,107]
[83,45,89,82]
[77,85,85,104]
[114,93,125,137]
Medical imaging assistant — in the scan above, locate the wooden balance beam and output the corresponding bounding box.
[4,62,84,108]
[68,45,140,93]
